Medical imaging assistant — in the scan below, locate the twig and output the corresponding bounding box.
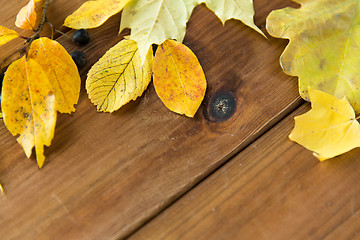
[0,0,51,71]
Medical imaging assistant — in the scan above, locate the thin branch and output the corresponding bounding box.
[1,0,51,71]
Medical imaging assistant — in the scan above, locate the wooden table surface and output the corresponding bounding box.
[1,0,359,239]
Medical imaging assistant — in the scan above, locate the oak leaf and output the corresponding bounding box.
[0,26,19,46]
[289,87,360,161]
[86,38,153,112]
[153,39,206,117]
[64,0,132,29]
[15,0,37,30]
[267,0,360,113]
[2,56,56,168]
[27,38,81,113]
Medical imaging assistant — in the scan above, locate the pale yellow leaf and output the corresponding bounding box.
[64,0,132,29]
[27,37,81,113]
[0,26,19,46]
[86,38,153,112]
[153,39,207,117]
[289,87,360,161]
[1,57,56,168]
[15,0,37,30]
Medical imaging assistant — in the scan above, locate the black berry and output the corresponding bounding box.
[71,51,87,69]
[72,29,90,45]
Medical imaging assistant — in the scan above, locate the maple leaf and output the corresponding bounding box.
[120,0,264,62]
[86,38,153,112]
[153,39,207,117]
[64,0,132,29]
[0,26,19,46]
[65,0,263,62]
[15,0,37,30]
[289,87,360,161]
[2,56,56,168]
[266,0,360,113]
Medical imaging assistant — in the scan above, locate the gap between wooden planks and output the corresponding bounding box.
[0,0,303,239]
[129,103,360,240]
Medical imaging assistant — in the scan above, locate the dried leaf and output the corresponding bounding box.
[2,56,56,168]
[27,38,81,113]
[289,87,360,161]
[0,26,19,46]
[64,0,132,29]
[86,39,153,112]
[15,0,37,30]
[153,39,206,117]
[266,0,360,112]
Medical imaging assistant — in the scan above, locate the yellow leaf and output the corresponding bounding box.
[1,56,56,168]
[86,39,153,112]
[289,87,360,161]
[15,0,37,30]
[27,38,81,113]
[64,0,132,29]
[266,0,360,113]
[0,26,19,46]
[153,39,207,117]
[0,183,4,194]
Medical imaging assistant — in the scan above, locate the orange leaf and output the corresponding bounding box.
[153,39,207,117]
[15,0,37,30]
[1,56,56,168]
[27,38,81,113]
[0,26,19,46]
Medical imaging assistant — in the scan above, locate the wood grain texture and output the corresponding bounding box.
[0,0,301,239]
[129,104,360,240]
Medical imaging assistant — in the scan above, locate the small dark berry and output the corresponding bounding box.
[72,29,90,45]
[71,51,87,69]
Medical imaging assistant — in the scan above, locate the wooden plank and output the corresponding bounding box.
[0,0,301,239]
[129,103,360,240]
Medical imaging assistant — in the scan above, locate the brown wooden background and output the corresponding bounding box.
[1,0,360,239]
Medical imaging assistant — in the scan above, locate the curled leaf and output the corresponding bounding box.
[64,0,131,29]
[0,26,19,46]
[266,0,360,113]
[153,39,207,117]
[27,38,81,113]
[86,39,153,112]
[289,87,360,161]
[2,57,56,168]
[15,0,37,30]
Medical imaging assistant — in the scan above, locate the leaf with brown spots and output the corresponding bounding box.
[1,56,56,168]
[153,39,207,117]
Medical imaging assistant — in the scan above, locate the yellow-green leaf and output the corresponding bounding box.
[120,0,198,63]
[2,56,56,168]
[15,0,37,30]
[27,37,81,113]
[64,0,131,29]
[0,26,19,46]
[201,0,264,36]
[266,0,360,113]
[289,87,360,161]
[86,39,153,112]
[153,39,206,117]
